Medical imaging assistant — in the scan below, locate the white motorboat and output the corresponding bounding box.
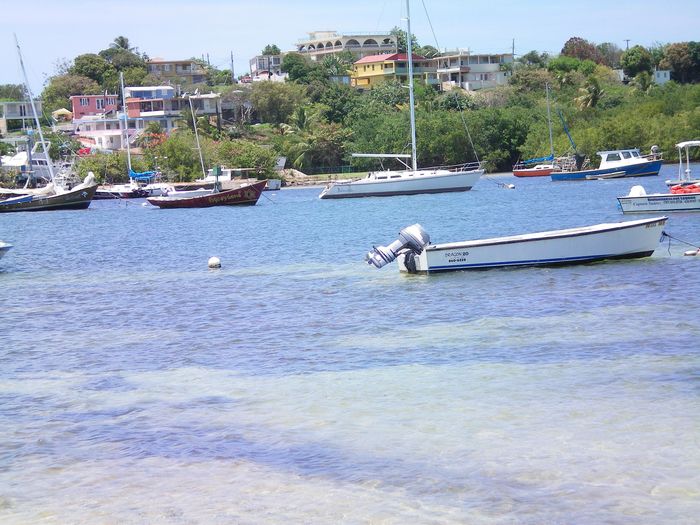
[0,241,12,259]
[319,1,483,200]
[664,140,700,187]
[366,217,668,274]
[618,184,700,213]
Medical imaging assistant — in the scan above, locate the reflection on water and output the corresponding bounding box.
[1,168,699,523]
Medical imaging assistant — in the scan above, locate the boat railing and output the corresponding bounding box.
[425,161,482,172]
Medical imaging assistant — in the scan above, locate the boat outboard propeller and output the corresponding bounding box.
[366,224,430,268]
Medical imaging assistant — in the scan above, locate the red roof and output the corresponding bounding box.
[354,53,426,64]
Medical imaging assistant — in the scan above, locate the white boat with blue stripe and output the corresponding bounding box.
[366,217,668,274]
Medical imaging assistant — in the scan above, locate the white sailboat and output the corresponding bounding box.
[319,0,483,199]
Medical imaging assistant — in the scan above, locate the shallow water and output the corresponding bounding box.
[1,166,699,524]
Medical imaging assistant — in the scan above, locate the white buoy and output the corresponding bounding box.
[208,256,221,268]
[506,183,515,189]
[683,249,699,256]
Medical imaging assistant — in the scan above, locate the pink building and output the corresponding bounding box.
[69,94,119,120]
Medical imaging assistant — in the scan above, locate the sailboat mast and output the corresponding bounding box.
[405,0,418,171]
[189,96,207,178]
[119,72,132,173]
[545,82,554,159]
[14,34,55,182]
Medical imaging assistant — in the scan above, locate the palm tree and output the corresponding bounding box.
[575,77,605,109]
[110,36,136,53]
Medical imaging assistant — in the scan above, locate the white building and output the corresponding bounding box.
[296,31,397,61]
[434,51,513,91]
[0,100,42,134]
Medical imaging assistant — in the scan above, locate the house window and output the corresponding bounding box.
[19,104,27,116]
[107,97,116,106]
[96,98,105,110]
[80,98,89,106]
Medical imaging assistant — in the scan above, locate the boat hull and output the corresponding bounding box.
[397,216,668,273]
[319,169,482,199]
[618,192,700,213]
[0,184,98,213]
[551,160,662,181]
[146,180,266,209]
[512,165,560,177]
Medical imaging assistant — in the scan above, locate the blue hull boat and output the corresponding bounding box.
[552,149,662,181]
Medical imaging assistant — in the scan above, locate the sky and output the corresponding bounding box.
[4,0,700,95]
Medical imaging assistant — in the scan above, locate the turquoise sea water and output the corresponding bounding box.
[1,166,699,524]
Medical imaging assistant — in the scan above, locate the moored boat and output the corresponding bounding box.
[0,173,98,213]
[319,2,482,200]
[366,217,668,274]
[552,148,662,181]
[0,241,12,259]
[618,184,700,213]
[664,140,700,188]
[146,179,267,209]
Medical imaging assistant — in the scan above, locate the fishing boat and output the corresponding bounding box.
[513,83,562,178]
[318,1,482,199]
[664,140,700,188]
[146,96,267,209]
[0,173,98,213]
[0,241,12,259]
[146,179,267,209]
[551,148,662,181]
[1,35,99,213]
[617,184,700,213]
[366,217,668,273]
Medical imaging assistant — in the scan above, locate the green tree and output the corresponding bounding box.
[596,42,623,68]
[261,44,281,55]
[213,140,277,176]
[390,26,417,53]
[69,53,115,85]
[41,74,102,113]
[518,50,549,68]
[660,42,700,83]
[630,71,653,93]
[0,84,26,100]
[250,81,306,124]
[620,45,653,78]
[575,76,605,109]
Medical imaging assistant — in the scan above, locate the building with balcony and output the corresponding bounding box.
[147,58,208,85]
[351,53,438,89]
[71,86,221,151]
[0,100,42,134]
[434,51,513,91]
[296,31,397,62]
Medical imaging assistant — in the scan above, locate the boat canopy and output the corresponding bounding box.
[676,140,700,149]
[129,169,158,181]
[521,154,554,164]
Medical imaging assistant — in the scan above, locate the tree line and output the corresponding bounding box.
[2,34,699,182]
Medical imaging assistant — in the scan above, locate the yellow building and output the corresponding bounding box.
[351,53,438,89]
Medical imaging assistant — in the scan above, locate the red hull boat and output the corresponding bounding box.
[512,164,561,178]
[146,180,267,209]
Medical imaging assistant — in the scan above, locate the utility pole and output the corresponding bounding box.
[230,51,235,83]
[624,39,630,51]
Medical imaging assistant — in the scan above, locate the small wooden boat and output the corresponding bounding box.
[618,184,700,213]
[366,217,668,274]
[0,174,98,213]
[146,179,267,209]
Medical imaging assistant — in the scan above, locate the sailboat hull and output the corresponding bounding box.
[319,169,482,199]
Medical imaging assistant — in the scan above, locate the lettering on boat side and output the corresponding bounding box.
[445,250,469,263]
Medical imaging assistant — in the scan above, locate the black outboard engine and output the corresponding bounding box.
[366,224,431,269]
